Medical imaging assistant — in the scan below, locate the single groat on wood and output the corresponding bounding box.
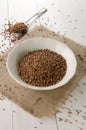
[18,49,67,87]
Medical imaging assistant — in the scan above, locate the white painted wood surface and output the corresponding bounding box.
[56,77,86,130]
[0,0,86,130]
[12,104,57,130]
[0,95,13,130]
[36,0,86,46]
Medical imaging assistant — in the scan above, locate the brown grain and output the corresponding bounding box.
[7,22,27,34]
[18,49,67,87]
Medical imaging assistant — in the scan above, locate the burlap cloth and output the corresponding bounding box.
[0,25,86,118]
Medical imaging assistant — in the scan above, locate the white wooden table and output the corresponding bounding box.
[0,0,86,130]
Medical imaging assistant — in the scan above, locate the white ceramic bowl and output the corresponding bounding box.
[6,37,77,90]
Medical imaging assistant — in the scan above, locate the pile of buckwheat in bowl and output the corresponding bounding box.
[18,49,67,87]
[7,38,77,90]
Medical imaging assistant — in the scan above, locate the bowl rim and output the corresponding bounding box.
[6,37,77,90]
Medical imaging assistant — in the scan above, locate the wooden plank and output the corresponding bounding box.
[0,95,13,130]
[36,0,86,46]
[0,1,13,130]
[0,0,10,53]
[8,0,40,30]
[0,0,8,23]
[56,77,86,130]
[12,103,57,130]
